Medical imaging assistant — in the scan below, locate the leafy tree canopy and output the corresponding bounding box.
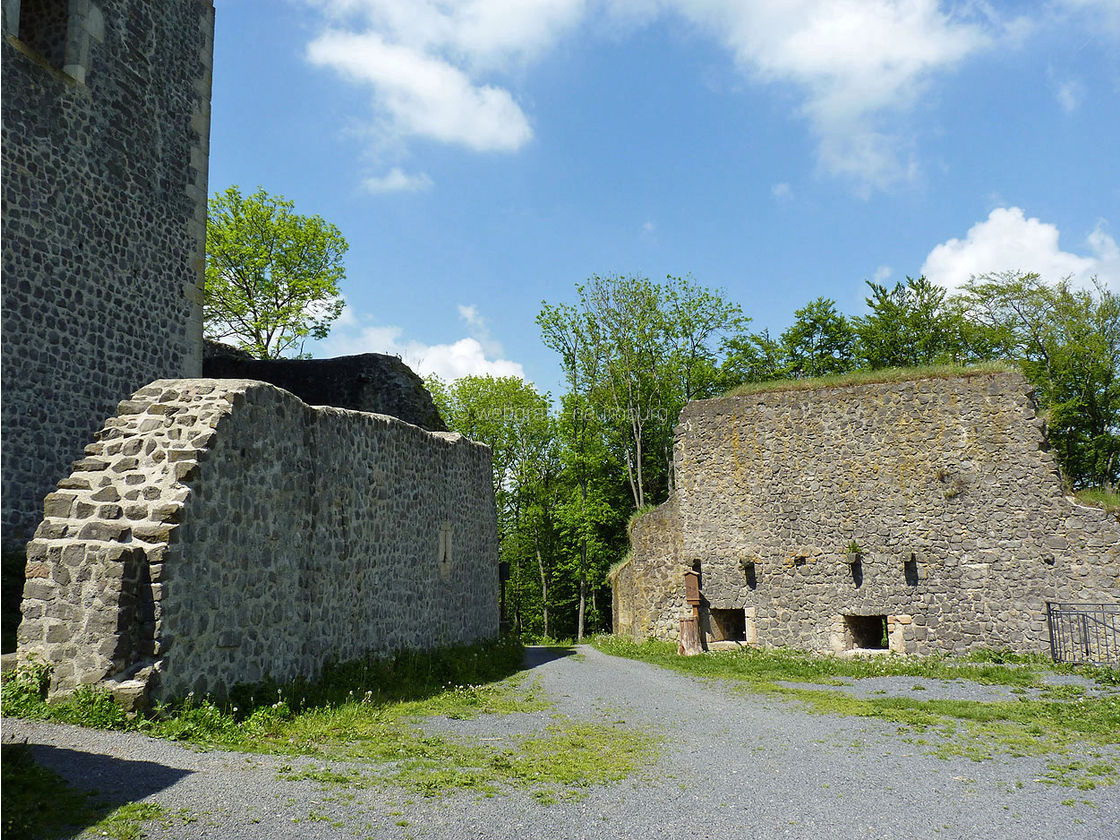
[204,186,348,359]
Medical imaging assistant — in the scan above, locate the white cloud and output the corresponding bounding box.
[665,0,994,190]
[1055,79,1084,113]
[323,305,526,380]
[872,265,892,283]
[307,31,531,152]
[1060,0,1120,35]
[642,220,656,233]
[921,207,1119,290]
[363,167,434,193]
[456,302,505,358]
[310,0,588,69]
[303,1,1031,191]
[771,182,793,201]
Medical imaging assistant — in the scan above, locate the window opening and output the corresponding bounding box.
[844,614,888,650]
[709,608,746,642]
[19,0,68,68]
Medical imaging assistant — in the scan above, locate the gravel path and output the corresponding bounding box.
[4,645,1117,839]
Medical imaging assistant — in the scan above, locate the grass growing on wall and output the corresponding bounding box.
[723,361,1016,398]
[1073,487,1120,513]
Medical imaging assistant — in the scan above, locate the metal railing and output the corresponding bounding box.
[1047,602,1120,665]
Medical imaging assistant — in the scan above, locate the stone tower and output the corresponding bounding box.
[1,0,215,555]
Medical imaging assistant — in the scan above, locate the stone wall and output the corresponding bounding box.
[611,497,685,641]
[203,341,448,432]
[1,0,214,553]
[17,379,499,704]
[619,371,1120,656]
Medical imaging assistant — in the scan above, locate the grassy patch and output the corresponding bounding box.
[382,718,657,802]
[593,636,1120,784]
[1073,487,1120,513]
[592,635,1064,687]
[88,802,180,840]
[3,637,658,803]
[723,362,1014,398]
[1041,758,1120,791]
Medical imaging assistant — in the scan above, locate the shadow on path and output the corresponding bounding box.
[11,743,193,837]
[29,743,193,800]
[522,645,577,669]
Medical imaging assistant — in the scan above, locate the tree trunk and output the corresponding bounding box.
[678,616,702,656]
[577,559,587,642]
[535,529,549,639]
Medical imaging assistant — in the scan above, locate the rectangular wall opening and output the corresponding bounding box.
[709,608,746,642]
[844,614,888,650]
[19,0,69,68]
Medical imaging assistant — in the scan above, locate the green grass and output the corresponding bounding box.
[1073,487,1120,513]
[723,362,1014,398]
[3,637,658,804]
[593,636,1120,785]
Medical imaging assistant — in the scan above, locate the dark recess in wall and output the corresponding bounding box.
[202,340,447,432]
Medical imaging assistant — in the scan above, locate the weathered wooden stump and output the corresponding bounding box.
[678,616,703,656]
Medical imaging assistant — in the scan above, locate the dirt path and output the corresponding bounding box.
[4,645,1117,839]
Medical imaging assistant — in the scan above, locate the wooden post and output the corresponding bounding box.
[678,616,702,656]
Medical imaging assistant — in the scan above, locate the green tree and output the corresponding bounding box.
[204,186,348,359]
[538,275,741,638]
[780,297,856,378]
[426,375,557,634]
[854,276,967,368]
[539,274,742,511]
[956,272,1120,489]
[719,328,785,387]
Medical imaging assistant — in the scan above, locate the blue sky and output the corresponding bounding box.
[209,1,1120,395]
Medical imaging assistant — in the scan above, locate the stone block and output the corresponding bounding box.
[77,521,131,542]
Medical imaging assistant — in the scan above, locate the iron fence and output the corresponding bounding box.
[1047,602,1120,665]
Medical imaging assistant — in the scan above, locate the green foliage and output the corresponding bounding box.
[536,275,742,638]
[204,185,348,359]
[853,276,969,368]
[779,297,857,378]
[539,274,743,510]
[1,656,52,717]
[719,328,786,385]
[957,273,1120,489]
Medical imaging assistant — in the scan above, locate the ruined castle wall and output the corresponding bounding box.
[17,379,500,702]
[619,372,1120,656]
[1,0,214,551]
[613,496,686,641]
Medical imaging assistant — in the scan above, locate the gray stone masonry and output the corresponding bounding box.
[17,379,500,705]
[616,371,1120,655]
[1,0,214,553]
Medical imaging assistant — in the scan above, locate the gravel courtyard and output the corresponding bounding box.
[4,645,1117,839]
